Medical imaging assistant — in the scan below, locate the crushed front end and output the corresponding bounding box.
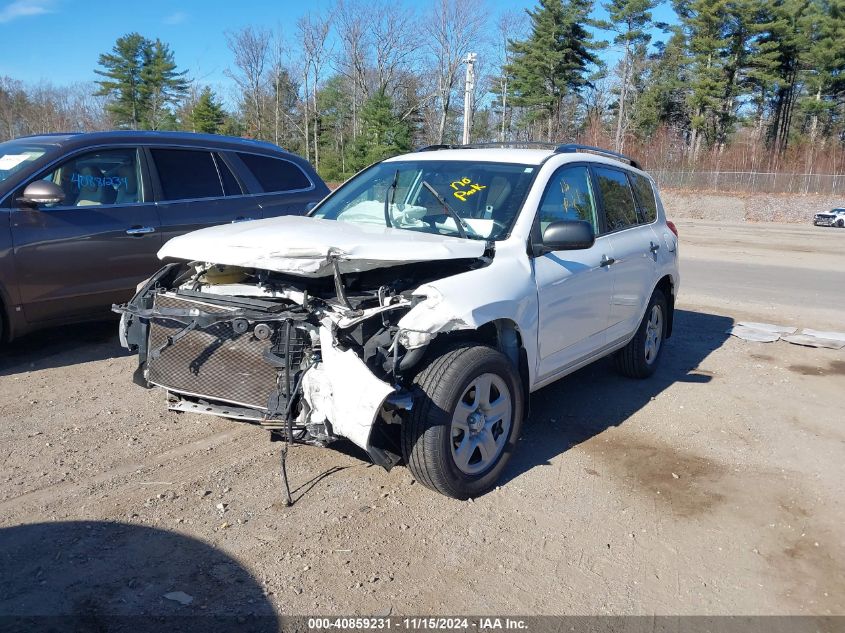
[114,253,487,471]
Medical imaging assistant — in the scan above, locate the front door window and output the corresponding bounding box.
[42,148,142,208]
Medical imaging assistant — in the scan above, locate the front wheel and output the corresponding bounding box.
[401,345,524,499]
[615,288,668,378]
[837,219,844,228]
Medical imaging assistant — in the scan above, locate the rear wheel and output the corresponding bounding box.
[401,345,524,499]
[615,288,668,378]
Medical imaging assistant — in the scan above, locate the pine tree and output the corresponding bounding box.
[798,0,845,162]
[351,91,412,171]
[94,33,147,129]
[140,39,189,130]
[747,0,810,156]
[676,0,756,158]
[597,0,658,150]
[95,33,188,130]
[506,0,600,140]
[189,87,226,134]
[632,29,691,137]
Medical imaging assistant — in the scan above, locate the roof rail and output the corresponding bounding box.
[414,142,641,168]
[416,141,563,152]
[555,144,640,169]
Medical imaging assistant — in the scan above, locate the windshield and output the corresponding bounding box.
[312,160,537,240]
[0,140,52,184]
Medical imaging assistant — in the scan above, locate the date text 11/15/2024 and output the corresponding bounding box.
[306,618,528,630]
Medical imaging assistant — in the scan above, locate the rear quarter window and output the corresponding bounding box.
[237,153,311,193]
[630,173,658,223]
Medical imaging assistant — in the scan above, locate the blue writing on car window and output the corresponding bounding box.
[71,173,129,189]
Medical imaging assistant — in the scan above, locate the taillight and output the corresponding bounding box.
[666,220,678,237]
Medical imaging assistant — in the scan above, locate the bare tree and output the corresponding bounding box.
[493,9,527,141]
[334,0,420,143]
[225,26,271,138]
[297,10,334,167]
[425,0,487,144]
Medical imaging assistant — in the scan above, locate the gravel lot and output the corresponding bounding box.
[1,220,843,619]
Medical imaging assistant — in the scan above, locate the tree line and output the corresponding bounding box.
[1,0,844,181]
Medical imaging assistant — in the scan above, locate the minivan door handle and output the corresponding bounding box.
[600,254,616,267]
[126,226,155,236]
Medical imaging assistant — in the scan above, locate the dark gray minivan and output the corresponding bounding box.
[0,131,329,342]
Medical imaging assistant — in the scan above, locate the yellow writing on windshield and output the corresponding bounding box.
[450,177,486,202]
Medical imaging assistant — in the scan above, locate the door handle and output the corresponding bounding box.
[232,216,255,223]
[126,226,155,235]
[649,241,660,254]
[600,254,616,267]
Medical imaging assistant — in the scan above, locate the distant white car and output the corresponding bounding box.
[116,143,680,499]
[814,208,845,227]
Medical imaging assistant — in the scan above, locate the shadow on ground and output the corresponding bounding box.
[0,319,126,377]
[500,309,733,485]
[0,520,277,632]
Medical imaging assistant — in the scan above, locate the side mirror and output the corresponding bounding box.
[18,181,65,207]
[533,220,595,256]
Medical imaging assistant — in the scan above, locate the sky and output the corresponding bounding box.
[0,0,678,103]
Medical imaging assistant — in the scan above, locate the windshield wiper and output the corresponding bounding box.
[420,180,479,239]
[383,170,399,228]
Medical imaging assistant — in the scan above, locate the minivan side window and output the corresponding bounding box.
[150,149,224,201]
[537,165,598,233]
[237,153,311,192]
[593,166,638,232]
[630,172,657,223]
[39,148,142,208]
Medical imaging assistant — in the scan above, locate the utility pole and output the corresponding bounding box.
[462,53,477,145]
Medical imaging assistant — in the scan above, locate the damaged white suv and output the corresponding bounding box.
[116,143,679,499]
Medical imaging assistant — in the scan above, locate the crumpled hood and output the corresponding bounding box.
[157,216,487,277]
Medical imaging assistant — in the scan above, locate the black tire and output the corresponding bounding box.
[401,344,524,499]
[615,288,668,379]
[837,219,844,228]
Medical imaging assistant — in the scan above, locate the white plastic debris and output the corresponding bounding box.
[163,591,194,605]
[782,333,845,350]
[800,329,845,342]
[726,325,781,343]
[736,322,797,334]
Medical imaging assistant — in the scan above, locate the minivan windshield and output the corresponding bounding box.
[311,160,536,240]
[0,140,51,184]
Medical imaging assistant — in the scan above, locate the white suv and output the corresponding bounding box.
[116,143,679,499]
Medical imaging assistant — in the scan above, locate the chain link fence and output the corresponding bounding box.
[651,170,845,195]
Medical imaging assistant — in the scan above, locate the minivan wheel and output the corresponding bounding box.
[401,344,524,499]
[615,288,668,379]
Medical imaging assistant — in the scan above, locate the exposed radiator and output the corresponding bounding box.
[146,293,280,410]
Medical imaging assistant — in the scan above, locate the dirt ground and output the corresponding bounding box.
[0,220,843,619]
[662,189,844,224]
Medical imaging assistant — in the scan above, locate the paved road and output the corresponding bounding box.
[677,220,844,327]
[682,258,844,313]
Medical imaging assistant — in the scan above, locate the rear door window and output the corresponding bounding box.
[237,153,311,192]
[630,172,658,223]
[214,154,242,196]
[150,149,224,201]
[593,166,639,233]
